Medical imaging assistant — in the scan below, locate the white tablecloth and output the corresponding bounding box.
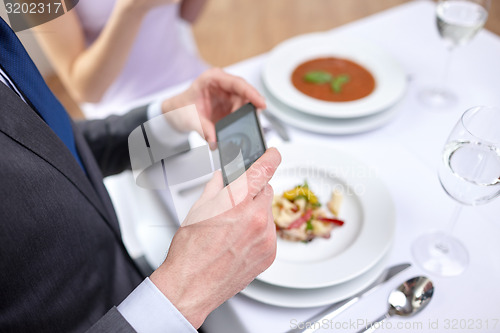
[111,1,500,332]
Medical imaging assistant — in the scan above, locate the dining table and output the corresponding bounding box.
[106,1,500,332]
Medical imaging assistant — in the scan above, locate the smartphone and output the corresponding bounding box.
[215,103,267,186]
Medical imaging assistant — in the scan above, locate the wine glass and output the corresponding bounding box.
[419,0,490,108]
[412,106,500,276]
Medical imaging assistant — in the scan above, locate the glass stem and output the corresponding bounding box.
[438,47,454,93]
[444,204,462,235]
[435,204,463,253]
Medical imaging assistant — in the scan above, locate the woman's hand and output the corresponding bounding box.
[162,68,267,144]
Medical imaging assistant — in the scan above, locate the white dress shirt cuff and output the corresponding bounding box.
[117,278,197,333]
[146,101,191,148]
[146,100,164,120]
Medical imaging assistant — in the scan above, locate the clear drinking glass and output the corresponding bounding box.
[412,106,500,276]
[419,0,490,108]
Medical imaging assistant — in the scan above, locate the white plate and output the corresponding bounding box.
[257,144,395,289]
[262,80,403,135]
[241,250,390,308]
[262,32,407,118]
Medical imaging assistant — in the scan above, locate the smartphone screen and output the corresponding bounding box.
[216,103,266,186]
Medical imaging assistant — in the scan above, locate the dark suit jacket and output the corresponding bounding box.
[0,83,148,332]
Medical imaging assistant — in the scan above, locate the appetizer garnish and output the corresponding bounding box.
[303,70,350,94]
[272,181,344,242]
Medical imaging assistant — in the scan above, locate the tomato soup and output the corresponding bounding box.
[291,57,375,102]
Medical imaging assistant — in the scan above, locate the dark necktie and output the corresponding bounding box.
[0,17,85,171]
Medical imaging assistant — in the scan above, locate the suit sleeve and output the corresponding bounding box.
[86,279,197,333]
[75,105,149,177]
[86,307,136,333]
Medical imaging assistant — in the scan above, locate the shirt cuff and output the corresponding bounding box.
[117,278,197,333]
[146,101,191,148]
[146,100,164,120]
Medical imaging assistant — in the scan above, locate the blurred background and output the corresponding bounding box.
[1,0,499,118]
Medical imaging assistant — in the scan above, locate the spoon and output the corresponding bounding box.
[357,276,434,333]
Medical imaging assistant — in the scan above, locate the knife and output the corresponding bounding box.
[262,109,290,142]
[286,263,412,333]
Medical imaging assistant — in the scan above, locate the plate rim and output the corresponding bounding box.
[241,250,391,308]
[261,79,404,135]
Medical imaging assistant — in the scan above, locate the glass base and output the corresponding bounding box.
[418,88,457,109]
[411,232,469,277]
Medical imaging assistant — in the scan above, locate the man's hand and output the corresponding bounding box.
[161,68,266,144]
[150,148,281,329]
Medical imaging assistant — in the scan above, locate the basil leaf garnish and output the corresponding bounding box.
[331,74,350,93]
[304,71,333,84]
